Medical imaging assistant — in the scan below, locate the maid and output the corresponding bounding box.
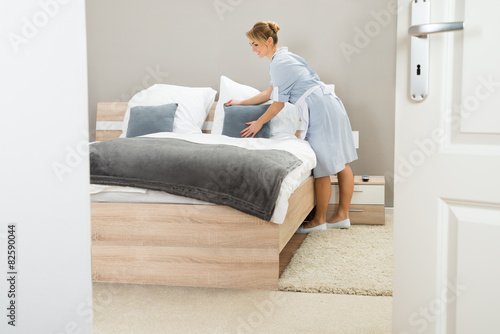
[225,21,358,233]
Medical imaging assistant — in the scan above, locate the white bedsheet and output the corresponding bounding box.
[90,132,317,224]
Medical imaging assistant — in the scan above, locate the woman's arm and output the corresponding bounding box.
[240,101,285,138]
[225,86,273,106]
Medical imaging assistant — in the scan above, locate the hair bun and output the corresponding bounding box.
[268,21,280,34]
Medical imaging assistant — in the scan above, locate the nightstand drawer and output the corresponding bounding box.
[327,204,385,225]
[329,184,385,205]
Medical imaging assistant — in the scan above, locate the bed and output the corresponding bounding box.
[91,100,316,290]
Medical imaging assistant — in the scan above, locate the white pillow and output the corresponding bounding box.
[212,76,300,139]
[121,84,216,137]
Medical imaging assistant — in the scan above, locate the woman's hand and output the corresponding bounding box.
[241,120,263,138]
[224,99,241,106]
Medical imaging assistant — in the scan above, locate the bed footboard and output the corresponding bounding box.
[91,177,314,290]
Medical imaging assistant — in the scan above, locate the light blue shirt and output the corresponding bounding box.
[269,47,322,104]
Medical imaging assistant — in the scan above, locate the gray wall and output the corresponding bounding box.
[86,0,396,206]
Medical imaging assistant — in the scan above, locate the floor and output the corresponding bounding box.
[92,282,392,333]
[93,212,393,333]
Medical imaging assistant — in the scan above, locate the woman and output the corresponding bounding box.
[225,21,358,233]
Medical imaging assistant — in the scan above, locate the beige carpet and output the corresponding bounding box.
[279,214,393,296]
[93,283,392,333]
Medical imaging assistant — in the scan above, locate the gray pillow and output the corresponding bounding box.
[222,105,271,138]
[126,103,178,138]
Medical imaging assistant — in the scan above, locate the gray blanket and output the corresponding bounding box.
[90,137,302,221]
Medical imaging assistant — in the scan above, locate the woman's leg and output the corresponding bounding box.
[302,176,330,228]
[327,163,354,224]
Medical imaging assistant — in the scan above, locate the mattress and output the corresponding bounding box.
[90,132,317,224]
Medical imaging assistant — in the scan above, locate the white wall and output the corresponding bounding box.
[0,0,92,332]
[86,0,397,205]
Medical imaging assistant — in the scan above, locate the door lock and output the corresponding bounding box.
[409,0,464,102]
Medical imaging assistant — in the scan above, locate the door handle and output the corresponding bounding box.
[409,22,464,37]
[409,0,464,102]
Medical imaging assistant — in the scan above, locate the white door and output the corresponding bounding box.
[1,1,91,333]
[394,0,500,333]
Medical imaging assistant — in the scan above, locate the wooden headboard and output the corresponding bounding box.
[95,102,217,141]
[96,102,312,141]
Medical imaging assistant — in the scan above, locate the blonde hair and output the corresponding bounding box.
[246,21,280,46]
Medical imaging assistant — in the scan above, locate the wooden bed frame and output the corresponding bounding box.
[91,102,315,290]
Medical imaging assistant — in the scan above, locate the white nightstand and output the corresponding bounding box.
[327,175,385,225]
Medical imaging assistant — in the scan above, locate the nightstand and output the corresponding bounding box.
[327,175,385,225]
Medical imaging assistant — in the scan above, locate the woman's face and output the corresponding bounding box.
[249,38,272,59]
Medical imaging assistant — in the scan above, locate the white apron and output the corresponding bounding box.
[294,81,337,140]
